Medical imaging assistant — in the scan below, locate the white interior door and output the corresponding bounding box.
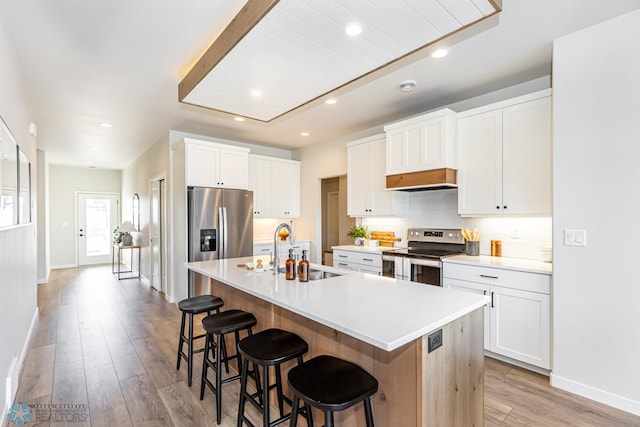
[77,192,119,265]
[149,179,164,292]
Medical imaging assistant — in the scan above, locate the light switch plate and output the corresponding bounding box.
[564,229,587,246]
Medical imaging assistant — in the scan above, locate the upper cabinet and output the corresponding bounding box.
[384,108,457,176]
[185,138,249,189]
[347,134,408,217]
[248,154,300,218]
[457,90,552,216]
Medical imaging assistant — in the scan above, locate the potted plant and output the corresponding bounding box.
[347,225,370,246]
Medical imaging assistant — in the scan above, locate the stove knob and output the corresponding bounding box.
[448,233,453,238]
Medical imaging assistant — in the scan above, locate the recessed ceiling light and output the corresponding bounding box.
[250,89,263,97]
[325,98,337,105]
[99,122,112,128]
[345,22,362,37]
[398,80,417,92]
[431,48,449,59]
[301,132,310,137]
[234,117,245,122]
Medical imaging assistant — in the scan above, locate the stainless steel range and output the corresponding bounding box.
[382,228,465,286]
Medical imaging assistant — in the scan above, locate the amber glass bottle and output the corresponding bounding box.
[298,250,310,282]
[285,249,296,280]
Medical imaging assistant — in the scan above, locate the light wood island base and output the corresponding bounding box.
[209,278,484,426]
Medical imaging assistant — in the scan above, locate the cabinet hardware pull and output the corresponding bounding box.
[261,248,269,252]
[491,291,495,308]
[480,274,499,279]
[338,255,348,258]
[338,262,348,266]
[363,258,374,261]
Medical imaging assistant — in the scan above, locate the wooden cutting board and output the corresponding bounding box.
[371,231,401,247]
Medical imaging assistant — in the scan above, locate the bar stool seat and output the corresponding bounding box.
[237,328,313,427]
[176,295,224,386]
[201,309,258,425]
[288,355,378,427]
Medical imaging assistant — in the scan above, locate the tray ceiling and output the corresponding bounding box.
[179,0,501,122]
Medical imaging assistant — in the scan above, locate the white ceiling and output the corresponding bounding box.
[1,0,639,169]
[182,0,499,121]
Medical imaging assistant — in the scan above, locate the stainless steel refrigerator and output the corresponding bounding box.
[188,186,253,297]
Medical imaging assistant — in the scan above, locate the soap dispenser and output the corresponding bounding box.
[285,249,296,280]
[299,250,310,282]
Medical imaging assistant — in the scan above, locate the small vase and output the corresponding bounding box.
[354,237,365,246]
[122,233,133,246]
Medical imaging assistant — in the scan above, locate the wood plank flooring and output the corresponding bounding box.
[6,266,640,427]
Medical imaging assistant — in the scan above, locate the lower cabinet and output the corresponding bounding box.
[332,249,382,275]
[443,262,550,370]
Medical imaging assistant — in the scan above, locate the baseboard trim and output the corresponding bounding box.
[2,307,39,426]
[551,373,640,417]
[51,264,77,270]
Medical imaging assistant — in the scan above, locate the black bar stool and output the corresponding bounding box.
[237,328,314,427]
[176,294,224,386]
[200,309,258,425]
[288,355,379,427]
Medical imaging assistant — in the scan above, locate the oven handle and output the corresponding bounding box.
[409,258,442,268]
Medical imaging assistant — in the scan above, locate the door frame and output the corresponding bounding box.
[149,173,167,293]
[75,191,120,266]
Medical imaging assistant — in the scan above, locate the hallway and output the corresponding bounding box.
[7,266,640,426]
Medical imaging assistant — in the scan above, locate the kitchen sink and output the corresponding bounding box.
[277,267,342,280]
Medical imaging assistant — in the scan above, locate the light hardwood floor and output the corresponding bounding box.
[6,266,640,427]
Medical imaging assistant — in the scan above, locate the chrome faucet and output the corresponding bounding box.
[273,223,294,275]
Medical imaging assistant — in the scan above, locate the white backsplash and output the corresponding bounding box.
[254,218,296,242]
[361,189,552,261]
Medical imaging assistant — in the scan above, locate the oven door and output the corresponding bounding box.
[410,258,442,286]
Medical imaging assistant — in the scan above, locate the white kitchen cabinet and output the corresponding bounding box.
[248,155,300,218]
[347,134,408,217]
[186,138,249,189]
[248,156,273,217]
[272,159,300,218]
[457,90,551,216]
[442,261,551,370]
[384,108,457,175]
[332,249,382,275]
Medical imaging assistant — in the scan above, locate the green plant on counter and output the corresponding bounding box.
[347,225,370,239]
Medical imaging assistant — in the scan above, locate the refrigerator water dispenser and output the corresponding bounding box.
[200,229,216,252]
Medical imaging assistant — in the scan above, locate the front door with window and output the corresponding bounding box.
[77,193,119,265]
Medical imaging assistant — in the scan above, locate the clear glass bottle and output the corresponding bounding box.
[285,249,296,280]
[298,250,310,282]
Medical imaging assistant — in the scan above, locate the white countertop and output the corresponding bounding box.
[186,256,489,352]
[443,255,552,275]
[331,245,403,254]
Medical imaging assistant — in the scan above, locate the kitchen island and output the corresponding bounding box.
[187,257,489,426]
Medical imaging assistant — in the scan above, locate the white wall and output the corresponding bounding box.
[0,14,38,422]
[36,149,49,283]
[49,166,121,268]
[294,138,349,263]
[121,133,170,281]
[552,8,640,415]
